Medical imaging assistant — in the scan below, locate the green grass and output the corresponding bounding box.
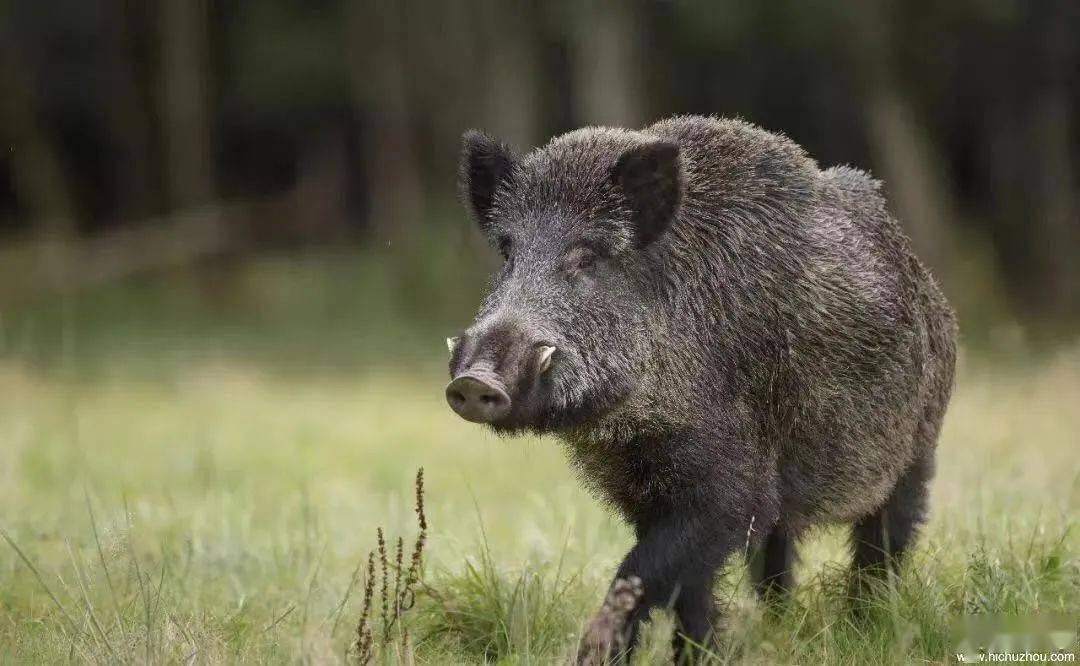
[0,258,1077,664]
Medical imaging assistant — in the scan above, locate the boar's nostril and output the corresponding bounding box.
[447,388,467,407]
[445,374,511,424]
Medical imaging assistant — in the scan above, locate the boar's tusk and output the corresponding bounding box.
[446,337,460,353]
[537,345,556,373]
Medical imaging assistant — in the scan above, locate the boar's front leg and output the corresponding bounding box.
[577,509,743,664]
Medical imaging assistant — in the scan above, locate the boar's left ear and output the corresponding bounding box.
[459,130,517,233]
[612,141,684,248]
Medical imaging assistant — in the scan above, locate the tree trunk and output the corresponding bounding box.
[159,0,214,209]
[1026,86,1079,322]
[571,1,646,128]
[104,0,157,220]
[1023,0,1079,322]
[862,88,959,278]
[843,0,958,284]
[479,1,542,150]
[0,40,77,237]
[348,2,424,240]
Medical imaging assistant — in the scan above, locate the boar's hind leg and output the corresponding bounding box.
[751,529,796,604]
[669,576,717,661]
[850,451,934,594]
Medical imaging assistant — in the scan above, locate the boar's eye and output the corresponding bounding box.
[497,236,513,261]
[564,246,598,276]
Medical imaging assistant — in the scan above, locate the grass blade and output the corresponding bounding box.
[0,525,83,638]
[67,540,120,662]
[85,487,130,655]
[123,494,152,663]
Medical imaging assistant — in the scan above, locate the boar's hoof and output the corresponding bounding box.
[576,576,644,665]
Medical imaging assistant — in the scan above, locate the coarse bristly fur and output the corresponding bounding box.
[449,115,958,662]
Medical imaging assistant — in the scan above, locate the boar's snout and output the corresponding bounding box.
[446,320,559,425]
[445,372,511,423]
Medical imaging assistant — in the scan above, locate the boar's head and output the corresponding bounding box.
[446,128,684,434]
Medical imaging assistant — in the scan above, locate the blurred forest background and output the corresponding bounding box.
[1,0,1079,376]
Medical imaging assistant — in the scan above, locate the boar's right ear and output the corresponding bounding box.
[612,141,684,248]
[459,130,517,232]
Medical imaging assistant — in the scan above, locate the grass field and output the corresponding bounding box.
[0,262,1077,664]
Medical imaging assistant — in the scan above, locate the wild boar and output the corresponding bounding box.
[446,115,957,662]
